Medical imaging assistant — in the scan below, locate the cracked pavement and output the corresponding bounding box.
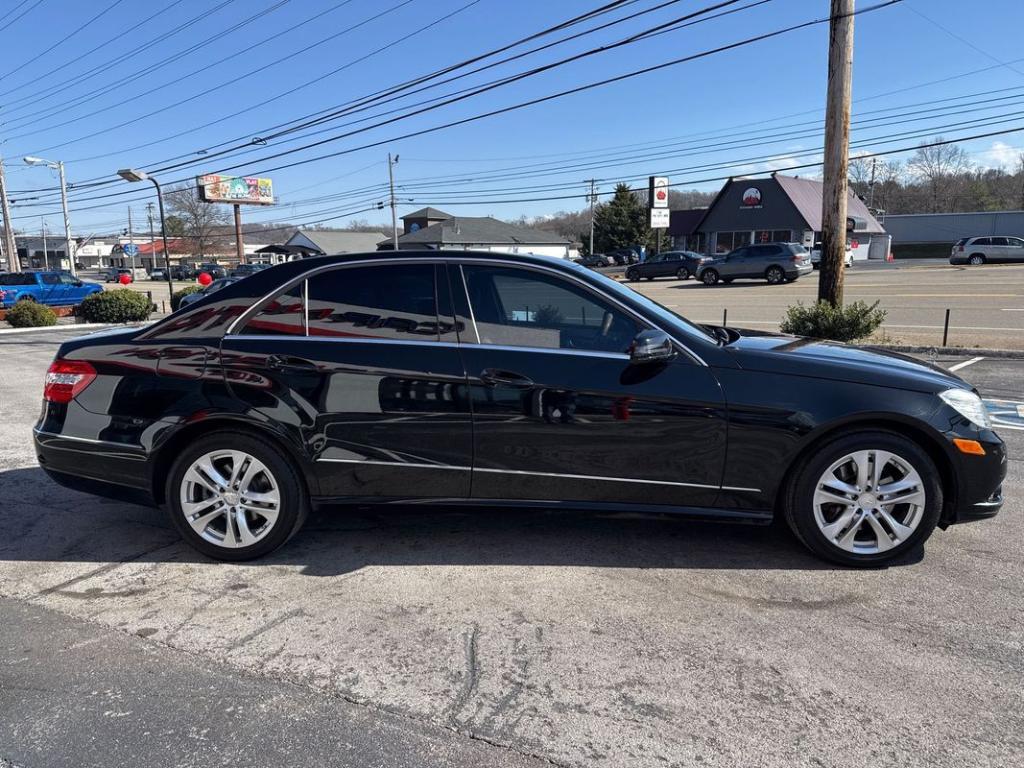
[1,328,1022,767]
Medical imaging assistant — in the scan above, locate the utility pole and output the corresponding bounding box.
[587,178,597,256]
[817,0,855,307]
[233,204,245,264]
[127,206,134,272]
[147,202,157,272]
[388,153,399,251]
[867,157,877,209]
[41,218,48,270]
[0,156,18,272]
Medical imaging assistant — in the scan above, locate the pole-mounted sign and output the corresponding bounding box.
[648,176,669,228]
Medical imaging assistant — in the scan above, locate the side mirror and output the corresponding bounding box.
[629,329,675,364]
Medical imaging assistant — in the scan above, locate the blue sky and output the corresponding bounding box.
[3,0,1024,237]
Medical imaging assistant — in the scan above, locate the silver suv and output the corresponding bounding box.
[950,236,1024,265]
[696,242,813,286]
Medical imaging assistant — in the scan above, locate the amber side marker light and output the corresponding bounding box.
[953,438,986,456]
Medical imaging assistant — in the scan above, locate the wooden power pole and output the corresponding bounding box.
[0,157,18,272]
[817,0,855,307]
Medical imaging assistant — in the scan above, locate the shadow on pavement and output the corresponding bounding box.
[0,466,924,576]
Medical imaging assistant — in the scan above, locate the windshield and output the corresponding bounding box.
[569,261,716,343]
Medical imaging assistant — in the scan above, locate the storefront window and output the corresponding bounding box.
[754,229,794,244]
[715,231,752,253]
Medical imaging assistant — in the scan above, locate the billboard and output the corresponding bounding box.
[197,174,274,205]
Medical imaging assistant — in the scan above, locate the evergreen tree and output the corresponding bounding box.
[593,183,650,254]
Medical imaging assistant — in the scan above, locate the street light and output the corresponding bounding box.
[24,155,75,277]
[117,168,174,297]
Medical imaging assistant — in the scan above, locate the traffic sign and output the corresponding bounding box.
[123,243,139,257]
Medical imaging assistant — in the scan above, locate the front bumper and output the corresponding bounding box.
[945,430,1007,525]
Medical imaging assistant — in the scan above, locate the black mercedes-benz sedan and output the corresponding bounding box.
[33,251,1006,566]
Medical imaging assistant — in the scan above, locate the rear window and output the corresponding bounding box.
[0,273,34,286]
[954,238,968,246]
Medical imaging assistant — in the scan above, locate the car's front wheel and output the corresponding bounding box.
[701,269,719,285]
[626,268,640,282]
[784,431,942,566]
[166,432,308,561]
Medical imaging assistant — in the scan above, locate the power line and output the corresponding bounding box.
[0,0,44,34]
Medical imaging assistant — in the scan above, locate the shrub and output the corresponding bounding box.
[780,300,886,342]
[6,300,58,328]
[171,285,203,311]
[78,289,153,323]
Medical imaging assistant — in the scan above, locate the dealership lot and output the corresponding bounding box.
[1,328,1021,768]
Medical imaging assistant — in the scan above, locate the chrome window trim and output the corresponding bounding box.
[223,255,707,366]
[457,264,481,344]
[314,456,760,493]
[224,334,630,360]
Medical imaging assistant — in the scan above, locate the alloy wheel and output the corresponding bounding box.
[766,266,784,284]
[812,449,926,554]
[702,269,718,285]
[179,450,281,549]
[968,255,984,265]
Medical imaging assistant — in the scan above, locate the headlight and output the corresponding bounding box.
[939,389,992,429]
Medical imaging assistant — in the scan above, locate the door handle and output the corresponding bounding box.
[479,368,534,388]
[267,354,317,372]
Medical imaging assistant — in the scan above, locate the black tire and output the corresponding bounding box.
[701,268,719,285]
[765,265,785,284]
[676,267,690,280]
[968,254,985,265]
[166,431,309,561]
[17,295,35,302]
[645,276,654,281]
[626,269,640,282]
[783,430,942,567]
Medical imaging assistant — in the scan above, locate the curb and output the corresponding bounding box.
[865,343,1024,360]
[0,322,147,336]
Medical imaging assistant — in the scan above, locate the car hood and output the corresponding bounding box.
[720,329,968,393]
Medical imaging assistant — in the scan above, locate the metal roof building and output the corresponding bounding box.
[882,211,1024,244]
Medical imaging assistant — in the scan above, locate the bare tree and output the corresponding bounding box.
[166,185,230,256]
[907,139,973,212]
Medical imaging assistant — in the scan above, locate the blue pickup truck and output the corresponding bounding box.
[0,271,103,308]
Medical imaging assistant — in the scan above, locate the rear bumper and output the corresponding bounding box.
[33,428,156,507]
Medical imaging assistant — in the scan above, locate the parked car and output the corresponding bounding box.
[576,253,613,268]
[625,250,706,281]
[696,242,813,285]
[809,244,854,269]
[103,267,135,283]
[0,271,102,308]
[149,267,168,281]
[229,263,272,278]
[169,265,195,280]
[177,276,240,309]
[34,251,1005,567]
[606,247,641,266]
[950,236,1024,265]
[197,263,227,279]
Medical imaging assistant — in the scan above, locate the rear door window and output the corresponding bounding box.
[0,273,34,286]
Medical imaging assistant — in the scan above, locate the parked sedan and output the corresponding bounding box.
[697,243,813,285]
[950,236,1024,265]
[177,276,240,308]
[103,268,134,283]
[229,263,272,278]
[625,250,706,281]
[34,251,1005,567]
[575,254,613,268]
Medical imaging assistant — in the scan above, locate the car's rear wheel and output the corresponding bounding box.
[968,254,985,265]
[676,267,690,280]
[166,432,308,561]
[784,431,942,566]
[765,265,785,284]
[701,269,719,285]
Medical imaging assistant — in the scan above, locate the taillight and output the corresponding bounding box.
[44,359,96,403]
[958,245,964,251]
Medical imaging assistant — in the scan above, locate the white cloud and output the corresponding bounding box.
[979,141,1020,169]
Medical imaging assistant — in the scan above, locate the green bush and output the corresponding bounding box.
[171,285,203,311]
[780,300,887,342]
[5,300,58,328]
[78,289,153,323]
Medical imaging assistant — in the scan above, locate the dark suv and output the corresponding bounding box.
[696,243,812,285]
[626,251,706,281]
[34,251,1005,567]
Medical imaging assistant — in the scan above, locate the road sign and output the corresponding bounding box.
[650,208,670,228]
[123,243,139,257]
[649,176,669,208]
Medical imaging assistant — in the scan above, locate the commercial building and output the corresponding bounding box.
[670,174,890,261]
[883,210,1024,256]
[384,208,579,259]
[15,236,76,271]
[284,229,387,255]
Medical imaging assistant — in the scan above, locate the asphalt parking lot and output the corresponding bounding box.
[0,328,1021,768]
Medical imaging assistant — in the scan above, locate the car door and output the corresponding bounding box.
[59,273,87,303]
[721,247,748,278]
[657,252,681,277]
[451,261,727,509]
[36,273,66,305]
[1006,237,1024,262]
[221,260,473,501]
[988,237,1009,263]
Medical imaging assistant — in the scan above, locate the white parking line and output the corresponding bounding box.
[949,356,985,372]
